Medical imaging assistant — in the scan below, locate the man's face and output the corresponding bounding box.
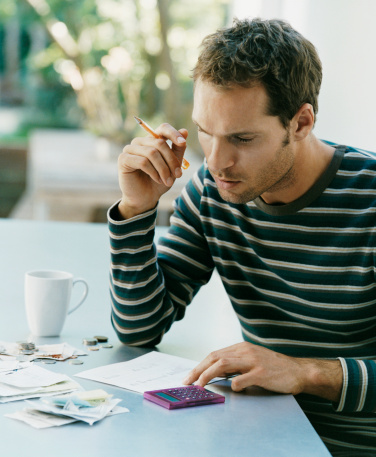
[192,80,296,204]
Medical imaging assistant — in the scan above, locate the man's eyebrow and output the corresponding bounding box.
[192,118,260,137]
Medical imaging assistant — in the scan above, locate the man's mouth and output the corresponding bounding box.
[213,176,242,190]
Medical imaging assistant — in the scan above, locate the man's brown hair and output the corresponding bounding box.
[193,18,322,128]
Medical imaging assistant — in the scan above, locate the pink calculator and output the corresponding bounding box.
[144,385,225,410]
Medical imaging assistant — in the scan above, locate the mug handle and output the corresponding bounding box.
[68,278,89,315]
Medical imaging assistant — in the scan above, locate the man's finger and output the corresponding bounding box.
[119,152,163,185]
[182,344,247,386]
[123,143,179,187]
[155,123,187,147]
[186,358,245,388]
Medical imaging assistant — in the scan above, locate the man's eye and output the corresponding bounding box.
[235,137,253,143]
[197,127,209,136]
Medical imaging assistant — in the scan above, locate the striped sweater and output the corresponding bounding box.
[109,142,376,454]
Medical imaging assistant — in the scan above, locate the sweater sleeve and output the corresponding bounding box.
[108,165,215,346]
[335,357,376,412]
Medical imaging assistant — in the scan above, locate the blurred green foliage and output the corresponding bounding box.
[1,0,231,150]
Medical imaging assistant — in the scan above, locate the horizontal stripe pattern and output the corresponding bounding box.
[108,142,376,453]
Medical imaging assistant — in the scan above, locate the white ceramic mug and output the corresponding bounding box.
[25,270,89,337]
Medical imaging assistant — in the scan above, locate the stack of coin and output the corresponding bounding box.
[94,336,108,343]
[17,341,37,355]
[82,335,112,350]
[82,337,98,346]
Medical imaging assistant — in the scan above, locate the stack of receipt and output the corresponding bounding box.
[0,364,80,403]
[0,341,87,362]
[6,389,129,428]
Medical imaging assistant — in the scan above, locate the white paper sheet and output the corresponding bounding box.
[0,365,70,388]
[0,360,31,373]
[75,351,197,393]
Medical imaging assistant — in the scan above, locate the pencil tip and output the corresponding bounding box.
[134,116,142,124]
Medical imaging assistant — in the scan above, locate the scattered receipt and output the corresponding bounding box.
[6,389,129,428]
[75,351,197,393]
[0,365,80,403]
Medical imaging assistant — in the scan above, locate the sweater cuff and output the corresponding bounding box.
[108,200,158,231]
[335,357,376,412]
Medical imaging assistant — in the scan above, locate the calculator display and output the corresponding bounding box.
[144,386,225,410]
[155,392,180,402]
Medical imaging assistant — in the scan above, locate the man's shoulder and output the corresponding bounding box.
[342,146,376,174]
[325,140,376,162]
[324,140,376,174]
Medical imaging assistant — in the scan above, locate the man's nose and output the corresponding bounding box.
[206,139,235,172]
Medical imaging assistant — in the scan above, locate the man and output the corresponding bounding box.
[108,18,376,455]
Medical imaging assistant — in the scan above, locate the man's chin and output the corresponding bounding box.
[217,189,257,205]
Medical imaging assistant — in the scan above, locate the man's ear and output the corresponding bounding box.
[292,103,315,141]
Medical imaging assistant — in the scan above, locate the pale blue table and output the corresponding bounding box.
[0,219,331,457]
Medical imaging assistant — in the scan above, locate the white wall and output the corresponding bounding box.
[231,0,376,151]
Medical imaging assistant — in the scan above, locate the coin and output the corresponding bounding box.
[82,338,97,346]
[42,360,56,364]
[94,335,108,343]
[88,347,99,351]
[100,344,113,349]
[19,349,35,355]
[69,359,84,365]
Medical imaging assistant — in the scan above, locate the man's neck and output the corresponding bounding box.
[261,136,335,205]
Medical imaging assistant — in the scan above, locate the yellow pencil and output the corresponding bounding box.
[134,116,190,170]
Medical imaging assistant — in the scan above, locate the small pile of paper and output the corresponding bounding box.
[0,364,80,403]
[0,341,86,362]
[6,389,129,428]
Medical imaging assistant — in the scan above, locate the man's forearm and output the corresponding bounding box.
[183,342,344,403]
[108,203,172,346]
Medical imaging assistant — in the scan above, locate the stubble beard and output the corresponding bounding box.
[216,132,296,205]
